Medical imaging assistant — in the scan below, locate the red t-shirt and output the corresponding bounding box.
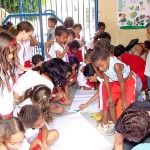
[120,53,147,90]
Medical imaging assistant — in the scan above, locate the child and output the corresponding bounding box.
[13,84,53,122]
[73,23,84,62]
[49,25,69,62]
[67,40,80,57]
[31,54,44,67]
[15,21,34,77]
[18,105,59,150]
[0,31,17,118]
[67,56,80,87]
[90,46,136,133]
[1,117,25,150]
[97,22,106,32]
[44,16,57,59]
[63,17,74,28]
[147,23,150,41]
[66,28,75,44]
[77,50,95,90]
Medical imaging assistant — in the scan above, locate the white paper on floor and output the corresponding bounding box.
[48,113,112,150]
[69,89,100,113]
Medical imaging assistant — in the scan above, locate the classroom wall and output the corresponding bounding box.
[98,0,147,46]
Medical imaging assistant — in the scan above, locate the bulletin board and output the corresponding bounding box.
[117,0,150,29]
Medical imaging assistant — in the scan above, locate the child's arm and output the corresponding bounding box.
[55,45,68,59]
[15,60,31,72]
[30,35,39,46]
[29,139,41,150]
[114,63,128,110]
[41,124,49,150]
[79,90,99,110]
[44,41,54,59]
[114,131,124,150]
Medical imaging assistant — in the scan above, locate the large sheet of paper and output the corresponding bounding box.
[48,113,112,150]
[69,89,100,112]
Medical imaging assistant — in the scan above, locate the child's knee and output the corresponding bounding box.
[48,129,59,142]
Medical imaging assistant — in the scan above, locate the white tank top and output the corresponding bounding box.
[104,56,130,81]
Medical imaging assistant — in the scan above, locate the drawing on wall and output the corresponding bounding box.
[118,0,150,29]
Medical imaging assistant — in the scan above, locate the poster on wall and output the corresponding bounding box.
[117,0,150,29]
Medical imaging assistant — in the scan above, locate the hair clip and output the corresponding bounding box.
[43,96,46,99]
[8,40,17,46]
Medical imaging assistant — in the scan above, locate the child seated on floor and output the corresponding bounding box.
[18,105,59,150]
[67,56,80,87]
[77,49,95,90]
[0,117,25,150]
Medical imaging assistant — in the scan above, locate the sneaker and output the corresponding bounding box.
[105,124,115,136]
[97,123,109,131]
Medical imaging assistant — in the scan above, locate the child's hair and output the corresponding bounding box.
[114,45,126,57]
[48,16,57,25]
[0,31,17,91]
[18,105,42,128]
[120,107,150,142]
[84,49,93,59]
[65,62,72,73]
[83,63,95,77]
[95,38,114,53]
[0,115,10,139]
[6,21,13,29]
[69,56,80,68]
[73,23,82,29]
[1,25,9,30]
[6,117,25,137]
[17,21,34,33]
[67,28,75,38]
[31,54,44,66]
[98,22,106,29]
[94,31,111,42]
[144,40,150,49]
[55,25,69,36]
[68,40,80,51]
[30,85,53,123]
[63,17,74,28]
[91,45,110,63]
[33,58,69,87]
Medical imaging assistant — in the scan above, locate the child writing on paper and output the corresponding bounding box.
[18,105,59,150]
[49,25,69,62]
[77,49,95,90]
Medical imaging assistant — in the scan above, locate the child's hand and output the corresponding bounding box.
[106,97,113,107]
[64,45,69,53]
[79,103,88,110]
[46,53,52,59]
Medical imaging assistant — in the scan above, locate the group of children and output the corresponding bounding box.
[0,14,150,150]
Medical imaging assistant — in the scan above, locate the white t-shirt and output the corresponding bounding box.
[77,62,88,86]
[0,71,14,116]
[13,70,54,97]
[145,51,150,77]
[49,42,68,62]
[23,39,33,61]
